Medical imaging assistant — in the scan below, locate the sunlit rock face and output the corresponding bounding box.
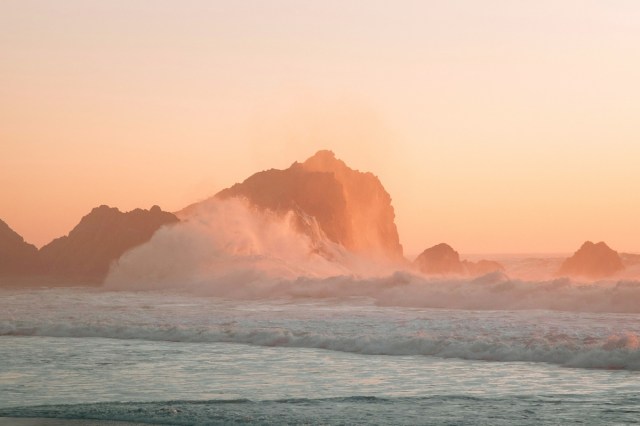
[39,205,178,282]
[0,219,40,275]
[414,243,504,276]
[558,241,625,279]
[213,150,404,261]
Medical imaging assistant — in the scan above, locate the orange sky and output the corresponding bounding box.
[1,1,639,255]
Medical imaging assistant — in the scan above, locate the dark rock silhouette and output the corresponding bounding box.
[414,243,465,275]
[414,243,504,276]
[39,205,178,282]
[0,219,40,275]
[207,150,403,261]
[558,241,625,279]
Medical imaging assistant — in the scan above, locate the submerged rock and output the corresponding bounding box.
[463,259,505,276]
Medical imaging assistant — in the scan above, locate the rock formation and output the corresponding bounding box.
[558,241,625,279]
[0,219,40,275]
[197,150,403,261]
[414,243,504,276]
[414,243,465,275]
[39,205,178,282]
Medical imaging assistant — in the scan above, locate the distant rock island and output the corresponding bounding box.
[0,206,178,285]
[558,241,625,279]
[189,150,404,261]
[414,243,503,276]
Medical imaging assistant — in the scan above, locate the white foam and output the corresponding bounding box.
[102,198,640,313]
[2,287,640,371]
[105,198,388,292]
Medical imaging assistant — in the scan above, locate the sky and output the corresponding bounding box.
[1,0,639,255]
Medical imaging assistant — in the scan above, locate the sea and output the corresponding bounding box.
[2,281,640,425]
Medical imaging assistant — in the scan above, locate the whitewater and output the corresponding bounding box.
[2,287,640,424]
[2,200,640,424]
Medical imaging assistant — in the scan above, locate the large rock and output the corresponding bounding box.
[0,219,40,275]
[206,150,404,261]
[39,205,179,282]
[558,241,625,279]
[414,243,465,275]
[414,243,504,276]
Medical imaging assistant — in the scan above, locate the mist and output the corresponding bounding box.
[105,198,640,313]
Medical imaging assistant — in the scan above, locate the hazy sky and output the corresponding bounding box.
[2,0,639,254]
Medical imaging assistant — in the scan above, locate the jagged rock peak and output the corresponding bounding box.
[301,149,345,169]
[213,150,403,261]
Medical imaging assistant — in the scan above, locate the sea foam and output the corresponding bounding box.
[102,198,640,313]
[2,288,640,370]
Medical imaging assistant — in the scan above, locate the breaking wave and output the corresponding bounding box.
[102,198,640,313]
[3,321,640,370]
[2,287,640,370]
[105,198,386,291]
[6,199,634,371]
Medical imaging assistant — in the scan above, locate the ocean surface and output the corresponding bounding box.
[1,286,640,425]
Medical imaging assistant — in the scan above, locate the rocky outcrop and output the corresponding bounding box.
[558,241,625,279]
[0,219,40,275]
[209,150,403,261]
[39,205,178,282]
[414,243,504,276]
[414,243,465,275]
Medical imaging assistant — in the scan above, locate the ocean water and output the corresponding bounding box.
[1,287,640,425]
